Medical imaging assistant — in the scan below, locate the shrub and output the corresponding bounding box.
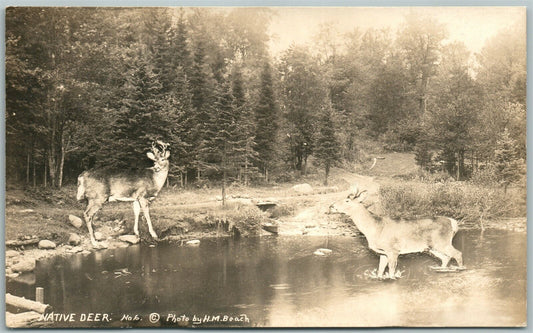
[379,181,526,226]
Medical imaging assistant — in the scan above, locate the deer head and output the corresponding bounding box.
[329,184,368,214]
[147,140,170,172]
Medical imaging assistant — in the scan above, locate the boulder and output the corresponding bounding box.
[68,233,81,246]
[11,259,36,273]
[6,250,20,259]
[94,232,104,241]
[38,240,56,249]
[67,246,83,253]
[68,215,83,229]
[118,235,140,244]
[292,183,313,194]
[185,239,200,246]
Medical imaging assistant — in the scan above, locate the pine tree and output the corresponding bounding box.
[254,62,278,181]
[494,128,525,191]
[189,40,215,181]
[315,105,340,185]
[106,55,165,169]
[231,66,258,186]
[202,78,239,204]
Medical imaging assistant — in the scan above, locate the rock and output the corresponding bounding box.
[19,209,34,213]
[118,235,139,244]
[38,240,56,249]
[94,232,104,241]
[292,183,313,194]
[6,250,20,259]
[67,246,83,253]
[11,259,36,273]
[68,233,81,246]
[185,239,200,246]
[313,248,332,256]
[68,215,83,229]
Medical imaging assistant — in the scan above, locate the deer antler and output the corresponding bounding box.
[151,140,170,155]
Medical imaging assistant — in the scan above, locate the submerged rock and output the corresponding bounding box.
[68,215,83,229]
[313,248,332,256]
[185,239,200,246]
[118,235,140,244]
[38,240,56,249]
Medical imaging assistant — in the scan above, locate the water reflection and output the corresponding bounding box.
[7,229,526,327]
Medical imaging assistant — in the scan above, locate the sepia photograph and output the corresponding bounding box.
[4,6,527,328]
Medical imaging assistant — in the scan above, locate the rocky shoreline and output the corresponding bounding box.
[6,212,526,283]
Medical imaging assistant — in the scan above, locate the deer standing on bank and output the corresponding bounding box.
[329,185,464,279]
[76,141,170,248]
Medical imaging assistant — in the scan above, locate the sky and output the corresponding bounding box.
[266,7,525,56]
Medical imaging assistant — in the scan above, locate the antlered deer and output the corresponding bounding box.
[76,141,170,248]
[329,185,464,279]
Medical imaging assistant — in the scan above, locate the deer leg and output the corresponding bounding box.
[139,197,158,240]
[84,200,102,247]
[444,245,463,267]
[387,253,399,279]
[430,249,451,268]
[133,200,141,237]
[377,255,388,279]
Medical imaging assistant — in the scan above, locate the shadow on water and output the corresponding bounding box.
[7,229,526,327]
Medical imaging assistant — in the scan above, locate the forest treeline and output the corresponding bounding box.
[5,8,526,188]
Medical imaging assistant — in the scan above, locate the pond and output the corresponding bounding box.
[7,229,526,327]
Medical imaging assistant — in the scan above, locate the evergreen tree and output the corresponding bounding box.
[106,55,165,169]
[315,105,340,185]
[494,128,525,190]
[231,66,258,185]
[254,62,278,181]
[189,40,215,180]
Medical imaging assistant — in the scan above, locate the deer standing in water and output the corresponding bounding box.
[76,141,170,248]
[329,185,464,279]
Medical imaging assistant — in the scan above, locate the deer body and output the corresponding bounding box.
[330,187,463,279]
[77,141,170,248]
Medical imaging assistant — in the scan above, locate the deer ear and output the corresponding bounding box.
[147,152,156,161]
[164,150,170,159]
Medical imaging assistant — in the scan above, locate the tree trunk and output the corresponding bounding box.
[244,158,249,187]
[197,163,201,182]
[26,149,30,185]
[43,159,47,187]
[48,151,57,187]
[32,150,36,188]
[324,164,330,186]
[58,132,65,188]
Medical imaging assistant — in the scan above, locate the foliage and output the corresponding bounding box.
[5,8,526,189]
[379,181,526,225]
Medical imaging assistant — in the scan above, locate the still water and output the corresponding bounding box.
[7,229,526,327]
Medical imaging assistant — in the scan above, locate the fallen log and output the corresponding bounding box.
[6,238,39,247]
[6,311,43,328]
[6,293,52,314]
